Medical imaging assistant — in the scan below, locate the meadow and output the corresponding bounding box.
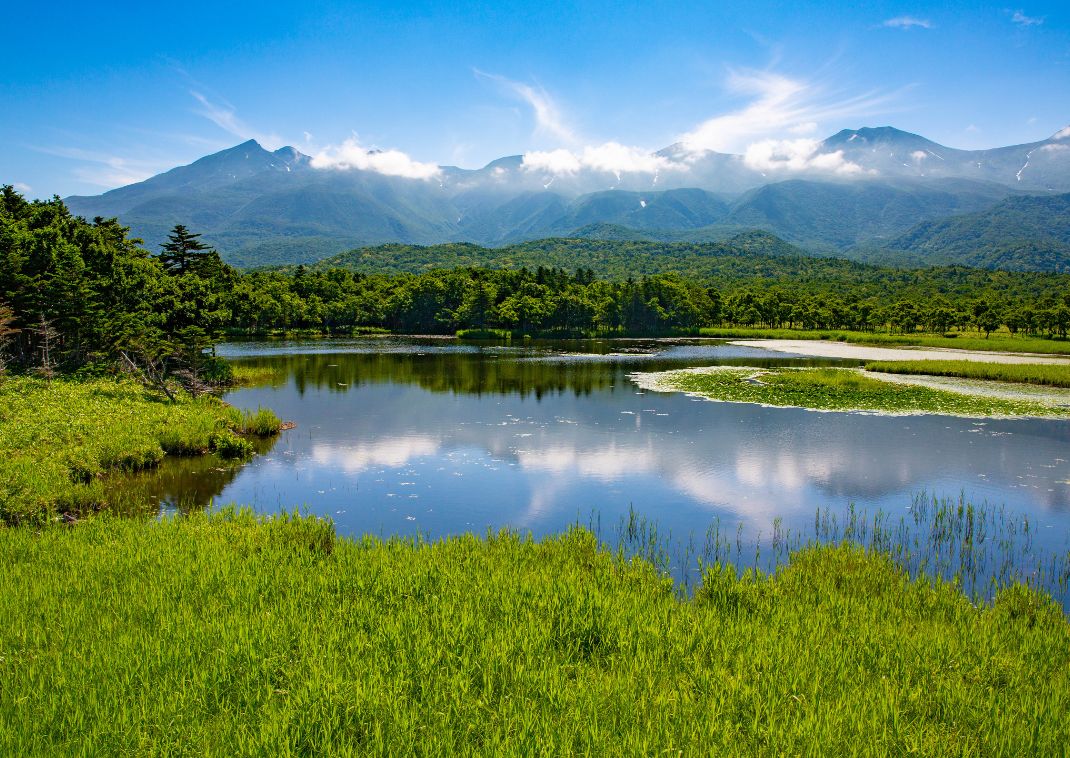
[0,377,281,525]
[634,366,1070,417]
[865,359,1070,388]
[698,327,1070,355]
[0,508,1067,755]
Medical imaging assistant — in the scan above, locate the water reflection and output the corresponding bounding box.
[127,338,1070,556]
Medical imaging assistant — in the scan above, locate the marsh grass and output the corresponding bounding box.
[0,506,1067,755]
[699,327,1070,355]
[612,494,1070,610]
[0,377,281,524]
[230,363,287,388]
[643,365,1070,417]
[865,359,1070,388]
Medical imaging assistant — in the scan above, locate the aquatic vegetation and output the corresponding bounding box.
[229,363,287,388]
[634,365,1070,417]
[0,377,282,525]
[240,406,284,436]
[865,359,1070,387]
[0,508,1066,754]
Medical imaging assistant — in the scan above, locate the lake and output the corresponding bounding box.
[114,336,1070,597]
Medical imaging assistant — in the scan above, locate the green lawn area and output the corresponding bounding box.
[0,510,1066,755]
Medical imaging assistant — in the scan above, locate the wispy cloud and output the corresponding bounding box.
[12,182,33,195]
[189,91,282,149]
[882,16,932,30]
[474,70,577,144]
[31,145,172,188]
[1012,10,1044,26]
[676,68,903,155]
[478,68,686,178]
[513,66,904,178]
[310,136,441,180]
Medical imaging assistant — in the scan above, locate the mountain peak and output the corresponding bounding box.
[823,126,930,147]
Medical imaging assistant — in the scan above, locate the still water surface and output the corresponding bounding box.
[127,337,1070,561]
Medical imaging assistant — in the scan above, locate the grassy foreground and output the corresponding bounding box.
[636,366,1070,417]
[699,327,1070,355]
[0,377,281,525]
[0,511,1067,755]
[865,359,1070,388]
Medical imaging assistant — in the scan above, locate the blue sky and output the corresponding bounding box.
[2,0,1068,197]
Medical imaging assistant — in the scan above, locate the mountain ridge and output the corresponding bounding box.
[61,124,1070,269]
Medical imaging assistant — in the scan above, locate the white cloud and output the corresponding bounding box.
[743,138,867,175]
[31,145,170,188]
[1012,10,1043,26]
[1053,126,1070,140]
[474,70,577,144]
[882,16,932,29]
[911,150,928,160]
[310,438,440,473]
[522,142,683,177]
[522,148,583,174]
[189,90,282,149]
[310,137,441,180]
[12,182,32,195]
[1039,143,1069,153]
[676,69,900,155]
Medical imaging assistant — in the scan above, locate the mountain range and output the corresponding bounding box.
[63,126,1070,270]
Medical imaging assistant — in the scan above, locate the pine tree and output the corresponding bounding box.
[159,225,214,275]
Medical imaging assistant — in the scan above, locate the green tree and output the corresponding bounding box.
[159,225,215,275]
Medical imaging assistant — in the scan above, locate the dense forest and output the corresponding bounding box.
[3,188,1070,381]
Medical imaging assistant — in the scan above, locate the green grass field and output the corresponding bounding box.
[699,327,1070,355]
[0,510,1066,755]
[638,366,1070,417]
[0,377,281,525]
[865,359,1070,388]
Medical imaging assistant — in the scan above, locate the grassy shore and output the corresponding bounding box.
[0,377,281,525]
[699,327,1070,355]
[865,359,1070,388]
[0,510,1065,755]
[634,366,1070,417]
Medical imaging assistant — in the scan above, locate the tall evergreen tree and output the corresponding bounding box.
[159,225,214,275]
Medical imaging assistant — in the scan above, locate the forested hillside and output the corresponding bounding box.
[4,188,1070,369]
[866,193,1070,271]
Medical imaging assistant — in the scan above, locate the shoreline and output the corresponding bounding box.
[729,339,1070,365]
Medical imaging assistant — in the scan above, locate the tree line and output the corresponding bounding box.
[3,188,1070,382]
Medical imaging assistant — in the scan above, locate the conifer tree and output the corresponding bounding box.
[159,225,214,275]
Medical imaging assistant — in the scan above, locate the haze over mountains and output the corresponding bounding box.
[64,125,1070,271]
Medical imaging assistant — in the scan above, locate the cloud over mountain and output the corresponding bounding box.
[310,138,441,180]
